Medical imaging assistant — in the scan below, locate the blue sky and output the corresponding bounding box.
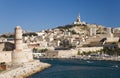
[0,0,120,34]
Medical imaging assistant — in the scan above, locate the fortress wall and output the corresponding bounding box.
[97,34,109,38]
[58,50,77,58]
[12,50,33,64]
[79,47,103,52]
[58,47,103,58]
[106,37,119,42]
[0,43,4,51]
[0,51,12,63]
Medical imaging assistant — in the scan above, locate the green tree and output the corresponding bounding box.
[77,51,80,55]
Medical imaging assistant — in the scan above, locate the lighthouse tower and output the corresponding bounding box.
[12,26,33,64]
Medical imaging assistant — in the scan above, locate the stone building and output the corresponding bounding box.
[89,27,96,36]
[107,27,113,37]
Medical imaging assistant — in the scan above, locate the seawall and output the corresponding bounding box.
[0,60,51,78]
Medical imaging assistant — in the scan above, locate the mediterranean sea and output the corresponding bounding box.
[30,58,120,78]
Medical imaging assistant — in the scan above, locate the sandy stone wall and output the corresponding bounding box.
[0,43,4,51]
[106,37,119,42]
[79,47,103,52]
[58,50,77,58]
[12,50,33,64]
[0,51,12,63]
[58,47,103,58]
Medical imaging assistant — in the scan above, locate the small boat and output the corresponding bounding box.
[112,65,119,68]
[86,61,93,63]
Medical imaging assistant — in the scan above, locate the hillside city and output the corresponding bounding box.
[0,14,120,65]
[0,14,120,77]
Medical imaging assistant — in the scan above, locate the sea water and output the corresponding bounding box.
[30,58,120,78]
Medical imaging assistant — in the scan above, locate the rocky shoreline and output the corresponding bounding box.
[0,60,51,78]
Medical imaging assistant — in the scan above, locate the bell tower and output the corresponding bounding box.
[76,13,81,22]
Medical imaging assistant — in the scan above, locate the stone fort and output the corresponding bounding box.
[0,26,33,64]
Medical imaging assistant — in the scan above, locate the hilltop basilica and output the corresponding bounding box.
[73,14,86,25]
